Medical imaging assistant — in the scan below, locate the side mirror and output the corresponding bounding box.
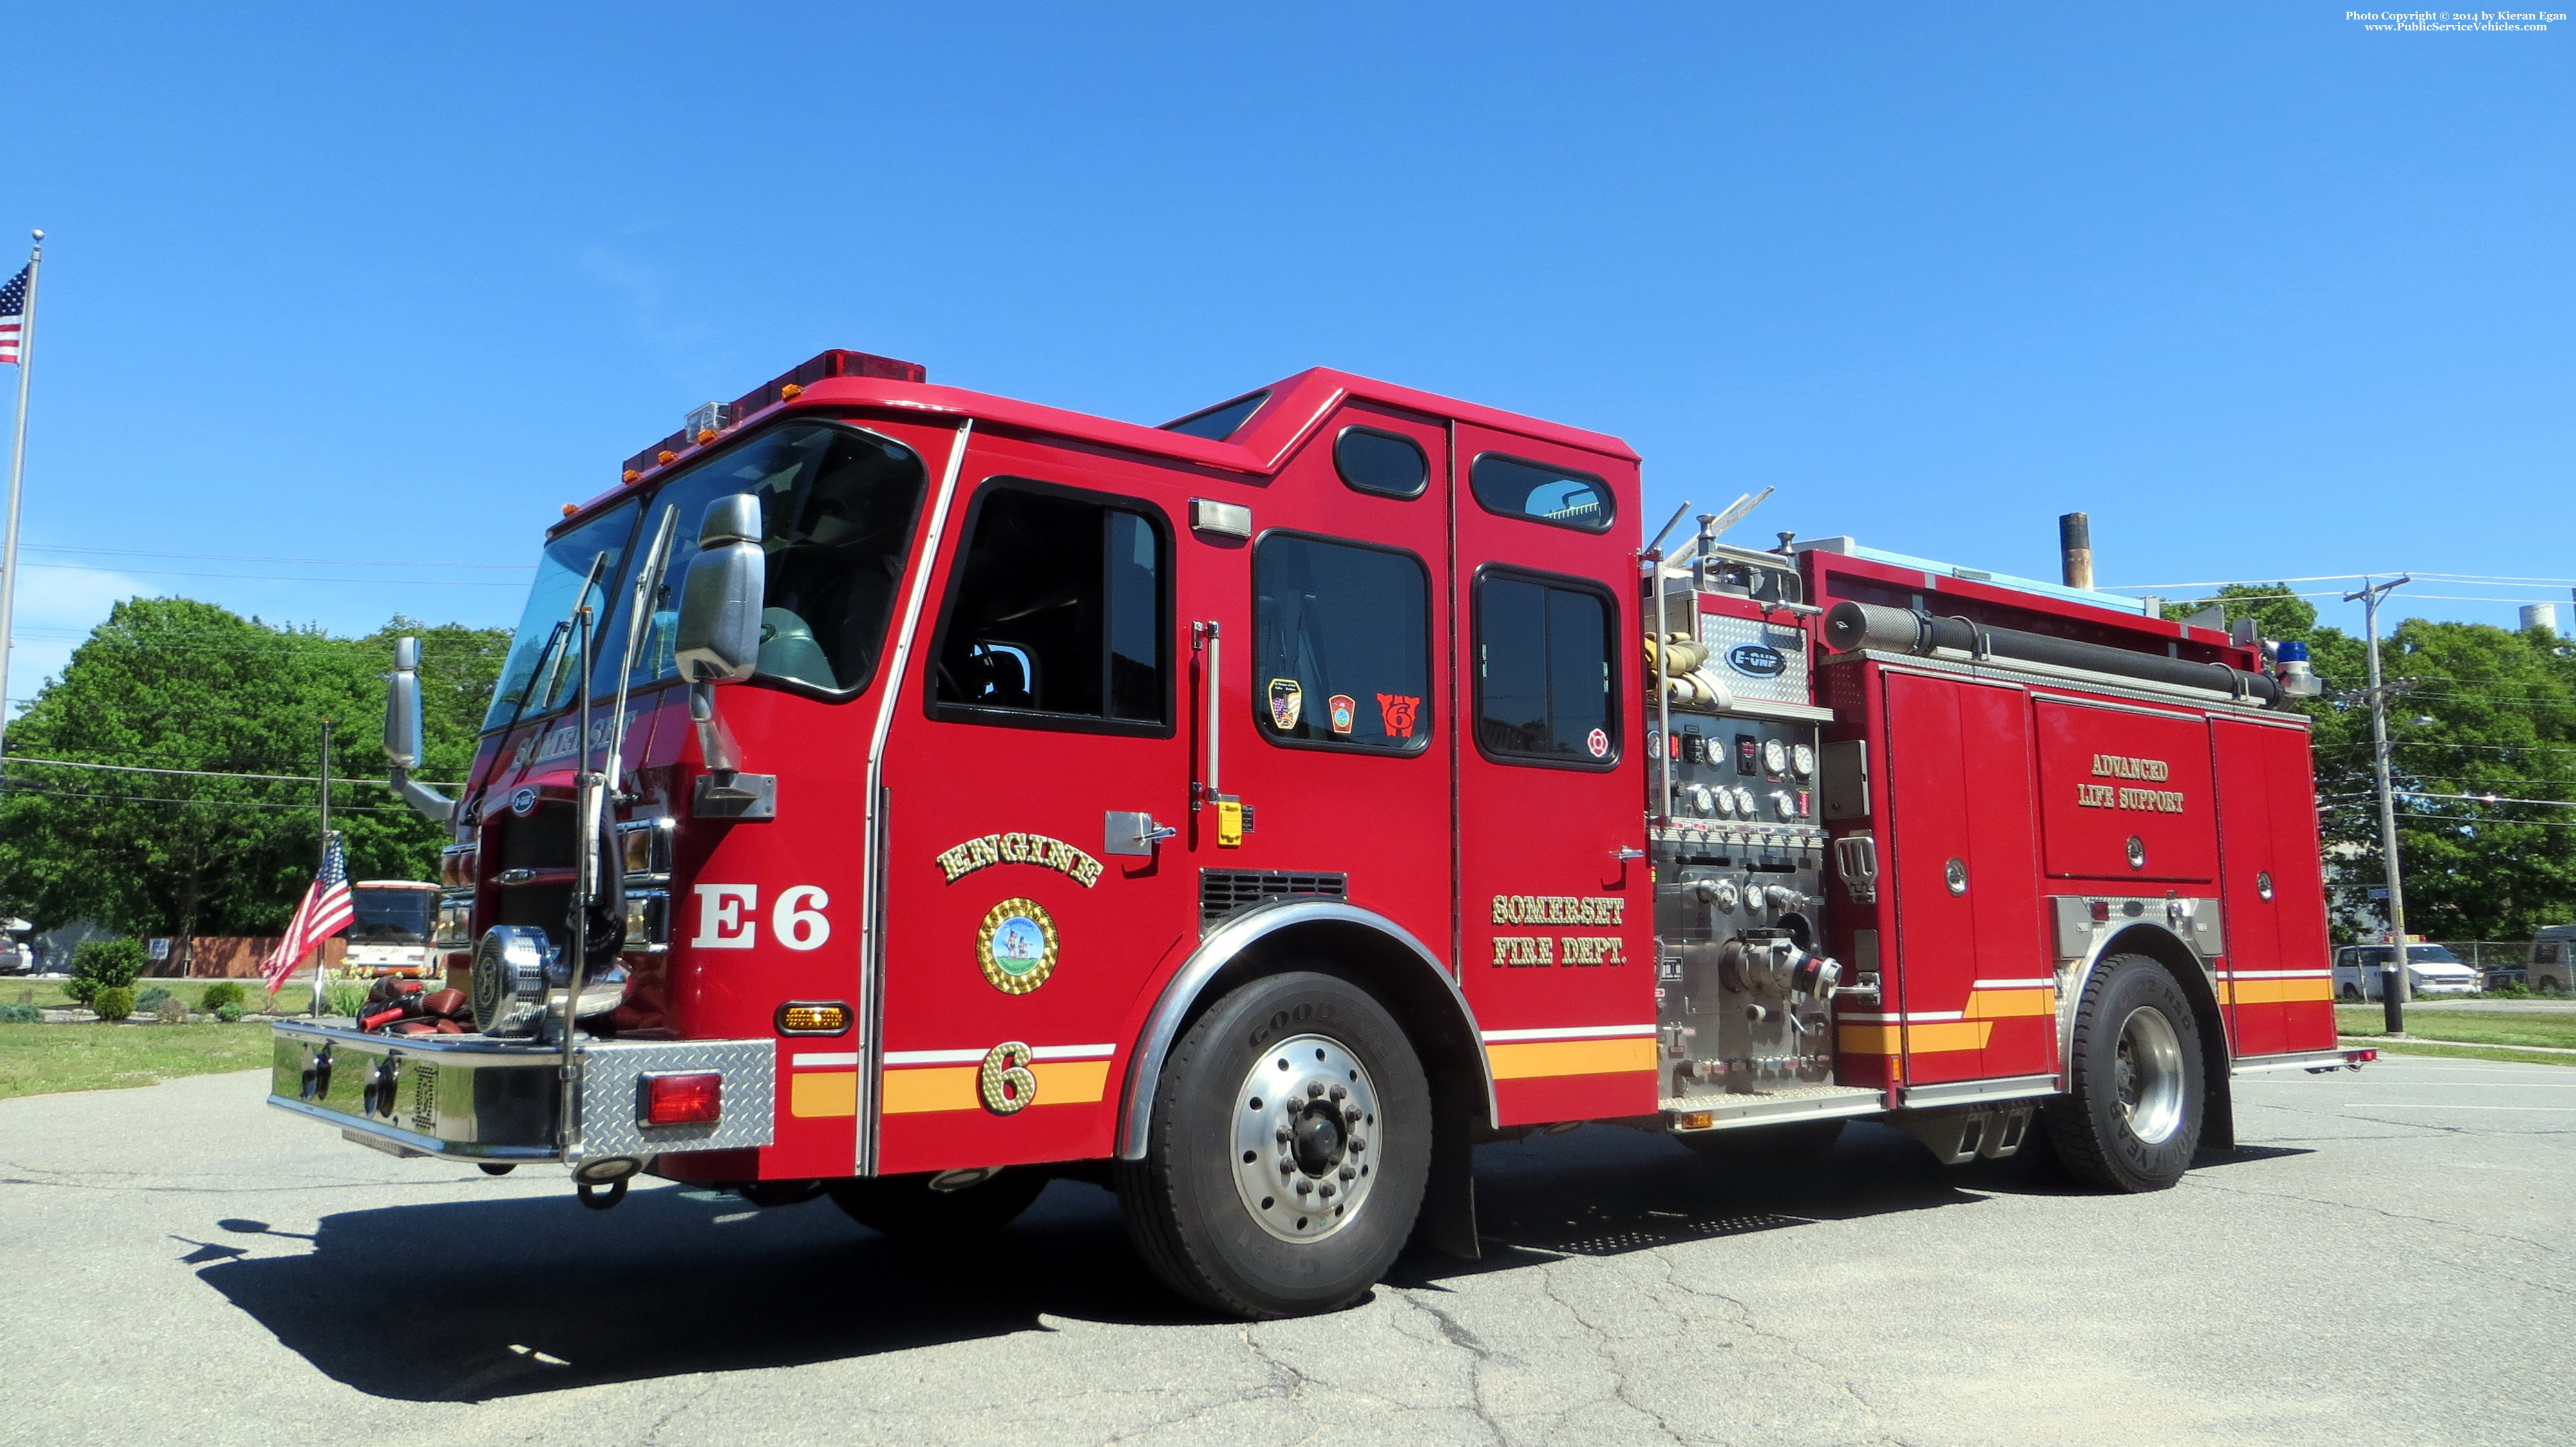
[384,636,425,770]
[674,495,764,684]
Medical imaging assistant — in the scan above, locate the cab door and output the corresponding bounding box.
[1450,424,1654,1125]
[873,451,1197,1176]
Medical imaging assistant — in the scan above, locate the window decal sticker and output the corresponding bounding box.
[1377,693,1421,739]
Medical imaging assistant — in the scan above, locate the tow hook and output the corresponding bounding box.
[573,1155,643,1211]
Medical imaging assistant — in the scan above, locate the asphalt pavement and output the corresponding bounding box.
[1,1054,2568,1447]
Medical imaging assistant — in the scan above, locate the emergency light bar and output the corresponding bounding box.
[619,348,927,481]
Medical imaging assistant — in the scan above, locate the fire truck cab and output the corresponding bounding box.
[270,349,2366,1319]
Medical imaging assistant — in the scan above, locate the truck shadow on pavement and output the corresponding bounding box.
[193,1121,2299,1401]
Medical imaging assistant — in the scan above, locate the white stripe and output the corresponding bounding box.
[1480,1024,1658,1043]
[879,1043,1117,1067]
[2348,1103,2576,1112]
[791,1051,861,1068]
[1837,1011,1967,1024]
[2219,969,2333,979]
[1972,978,2058,990]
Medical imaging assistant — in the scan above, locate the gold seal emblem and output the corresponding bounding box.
[978,1041,1037,1115]
[976,898,1059,995]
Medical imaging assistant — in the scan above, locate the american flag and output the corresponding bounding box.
[262,832,355,992]
[0,265,24,365]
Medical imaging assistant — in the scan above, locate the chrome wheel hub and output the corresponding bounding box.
[2113,1005,2186,1145]
[1231,1033,1380,1243]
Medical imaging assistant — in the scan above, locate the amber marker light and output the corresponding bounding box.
[622,469,641,484]
[696,428,717,444]
[656,449,677,464]
[777,1001,853,1035]
[560,504,578,517]
[779,383,803,399]
[1674,1111,1714,1131]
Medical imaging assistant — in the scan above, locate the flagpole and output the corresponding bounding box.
[0,230,43,761]
[310,718,334,1015]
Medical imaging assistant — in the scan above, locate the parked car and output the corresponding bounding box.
[2531,926,2575,993]
[2333,943,2481,1001]
[0,941,30,976]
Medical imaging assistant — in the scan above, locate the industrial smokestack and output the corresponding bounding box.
[2059,513,2094,591]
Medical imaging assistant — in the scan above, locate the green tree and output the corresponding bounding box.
[0,599,509,967]
[2164,585,2576,939]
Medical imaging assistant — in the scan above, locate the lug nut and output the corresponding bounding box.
[1306,1081,1325,1099]
[1339,1166,1355,1181]
[1329,1083,1347,1101]
[1294,1179,1312,1196]
[1349,1135,1365,1152]
[1318,1183,1336,1199]
[1275,1126,1291,1143]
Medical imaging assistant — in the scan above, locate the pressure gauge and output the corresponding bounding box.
[1762,739,1789,775]
[1687,784,1716,815]
[1713,786,1736,817]
[1773,790,1797,819]
[1792,743,1816,779]
[1711,880,1741,913]
[1735,786,1759,816]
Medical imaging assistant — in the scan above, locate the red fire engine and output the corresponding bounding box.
[271,349,2369,1318]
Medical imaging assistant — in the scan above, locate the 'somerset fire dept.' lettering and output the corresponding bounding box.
[1490,894,1628,969]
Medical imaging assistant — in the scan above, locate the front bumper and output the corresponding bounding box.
[267,1021,776,1162]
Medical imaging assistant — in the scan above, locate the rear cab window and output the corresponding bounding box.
[1253,533,1432,752]
[1473,567,1618,767]
[1470,453,1615,532]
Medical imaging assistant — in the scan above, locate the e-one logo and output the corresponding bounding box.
[1727,644,1787,677]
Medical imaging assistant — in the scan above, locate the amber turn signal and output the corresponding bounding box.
[779,383,803,399]
[656,449,677,465]
[1672,1111,1714,1131]
[622,469,641,484]
[696,428,717,445]
[777,1001,852,1035]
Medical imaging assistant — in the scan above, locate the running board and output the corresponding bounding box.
[2233,1048,2375,1077]
[1663,1083,1885,1132]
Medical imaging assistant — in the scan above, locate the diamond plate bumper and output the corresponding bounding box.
[267,1021,776,1162]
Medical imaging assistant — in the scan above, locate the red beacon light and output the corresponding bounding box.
[616,348,927,482]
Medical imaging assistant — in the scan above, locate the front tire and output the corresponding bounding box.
[1117,970,1431,1318]
[2043,954,2204,1192]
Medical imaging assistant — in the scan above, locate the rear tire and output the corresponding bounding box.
[1678,1118,1846,1160]
[2043,953,2204,1192]
[829,1168,1046,1242]
[1117,969,1431,1319]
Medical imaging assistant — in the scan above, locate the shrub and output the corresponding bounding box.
[91,986,137,1022]
[0,1003,41,1024]
[321,978,372,1018]
[199,981,248,1013]
[135,985,173,1012]
[67,940,149,1008]
[213,1002,244,1023]
[153,998,187,1024]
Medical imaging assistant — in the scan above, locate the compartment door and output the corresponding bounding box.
[2210,717,2335,1054]
[1881,672,2049,1085]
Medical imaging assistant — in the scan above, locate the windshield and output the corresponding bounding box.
[482,502,640,729]
[348,888,435,945]
[606,421,929,697]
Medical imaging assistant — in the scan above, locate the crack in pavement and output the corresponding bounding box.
[2177,1175,2568,1260]
[1538,1262,1689,1445]
[1649,1251,1906,1447]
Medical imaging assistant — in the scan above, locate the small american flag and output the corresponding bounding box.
[262,832,355,992]
[0,265,24,365]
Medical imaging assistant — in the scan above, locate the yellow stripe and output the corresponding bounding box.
[791,1070,858,1119]
[1837,1020,1999,1054]
[1484,1037,1655,1081]
[2222,978,2334,1005]
[878,1060,1113,1115]
[1964,988,2058,1018]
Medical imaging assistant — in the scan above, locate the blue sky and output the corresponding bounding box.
[2,2,2567,705]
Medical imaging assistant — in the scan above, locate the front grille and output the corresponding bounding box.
[1200,869,1349,927]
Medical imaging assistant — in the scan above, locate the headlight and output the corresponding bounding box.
[622,892,668,953]
[618,818,674,878]
[439,844,478,890]
[434,895,474,948]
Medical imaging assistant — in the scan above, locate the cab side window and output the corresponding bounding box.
[1474,569,1618,766]
[1253,533,1432,752]
[931,484,1169,732]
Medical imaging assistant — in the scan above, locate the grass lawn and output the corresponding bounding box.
[0,1021,275,1102]
[1,978,295,1012]
[2335,1006,2576,1051]
[2338,1038,2576,1068]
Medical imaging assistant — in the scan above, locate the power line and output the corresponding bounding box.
[20,544,534,570]
[0,782,421,815]
[15,561,524,587]
[2,757,465,788]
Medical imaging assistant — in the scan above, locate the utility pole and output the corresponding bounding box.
[2344,576,2412,1035]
